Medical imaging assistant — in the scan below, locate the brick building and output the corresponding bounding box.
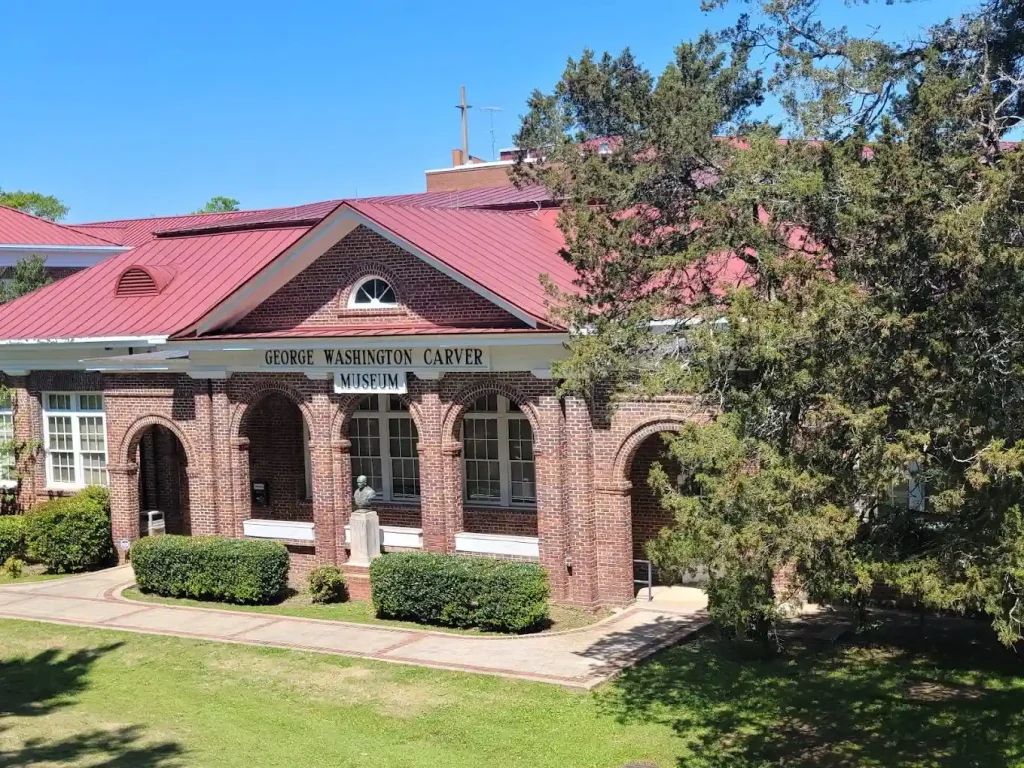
[0,187,706,608]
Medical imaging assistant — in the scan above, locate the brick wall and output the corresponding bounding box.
[629,435,674,560]
[244,391,311,523]
[232,226,525,332]
[425,165,513,193]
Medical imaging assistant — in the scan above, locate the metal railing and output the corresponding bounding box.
[633,559,653,601]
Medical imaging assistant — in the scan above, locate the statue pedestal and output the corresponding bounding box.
[347,509,382,568]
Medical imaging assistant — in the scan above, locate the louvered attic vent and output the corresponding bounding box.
[114,266,174,297]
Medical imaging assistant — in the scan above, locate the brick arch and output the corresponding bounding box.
[441,379,543,447]
[229,379,317,441]
[329,391,427,441]
[118,414,195,467]
[611,419,689,483]
[337,261,405,311]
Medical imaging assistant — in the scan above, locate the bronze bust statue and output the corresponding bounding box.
[353,474,376,510]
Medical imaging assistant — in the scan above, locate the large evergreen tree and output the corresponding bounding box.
[517,0,1024,646]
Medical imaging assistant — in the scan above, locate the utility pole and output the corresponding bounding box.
[456,85,471,164]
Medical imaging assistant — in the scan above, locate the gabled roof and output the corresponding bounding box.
[0,206,123,248]
[0,195,577,343]
[0,226,309,340]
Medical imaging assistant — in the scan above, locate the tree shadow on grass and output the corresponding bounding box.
[0,641,184,767]
[598,616,1024,767]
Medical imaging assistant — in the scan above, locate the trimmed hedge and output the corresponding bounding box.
[309,565,347,604]
[24,486,113,573]
[370,552,549,633]
[132,535,289,605]
[0,516,26,563]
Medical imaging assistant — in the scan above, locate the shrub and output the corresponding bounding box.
[370,553,549,633]
[24,487,113,572]
[2,556,24,579]
[0,515,26,563]
[309,565,347,604]
[132,535,289,605]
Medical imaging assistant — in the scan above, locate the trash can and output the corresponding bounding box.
[140,510,165,537]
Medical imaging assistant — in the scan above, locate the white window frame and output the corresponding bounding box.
[348,275,398,309]
[889,462,925,511]
[350,395,420,503]
[0,394,15,489]
[42,392,108,490]
[462,395,536,509]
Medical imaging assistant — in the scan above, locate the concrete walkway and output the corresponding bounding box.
[0,567,707,689]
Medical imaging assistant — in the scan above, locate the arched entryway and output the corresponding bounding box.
[242,391,312,523]
[135,424,191,535]
[629,432,675,568]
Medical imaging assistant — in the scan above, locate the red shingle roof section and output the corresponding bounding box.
[0,226,308,340]
[0,207,123,247]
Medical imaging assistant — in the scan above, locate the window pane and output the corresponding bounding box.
[48,416,73,450]
[508,418,536,504]
[387,395,407,412]
[388,417,420,497]
[0,413,13,480]
[82,453,108,486]
[79,416,106,452]
[50,452,76,484]
[350,417,383,492]
[467,394,498,413]
[47,394,72,411]
[78,394,103,411]
[464,416,501,502]
[356,395,379,412]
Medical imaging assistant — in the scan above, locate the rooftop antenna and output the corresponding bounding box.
[456,85,472,164]
[479,106,504,160]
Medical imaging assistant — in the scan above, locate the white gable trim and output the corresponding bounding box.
[184,204,539,337]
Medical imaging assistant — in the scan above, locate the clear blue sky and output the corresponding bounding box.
[0,0,973,223]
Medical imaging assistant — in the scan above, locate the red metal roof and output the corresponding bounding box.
[73,210,261,247]
[0,226,309,339]
[0,194,579,342]
[363,185,553,209]
[345,201,576,324]
[0,207,123,247]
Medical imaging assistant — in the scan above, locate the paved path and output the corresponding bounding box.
[0,567,707,689]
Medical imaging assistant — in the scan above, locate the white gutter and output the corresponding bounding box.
[0,335,168,346]
[172,332,568,352]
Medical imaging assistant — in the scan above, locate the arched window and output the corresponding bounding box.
[348,276,397,309]
[462,395,536,507]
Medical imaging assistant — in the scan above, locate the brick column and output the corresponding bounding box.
[6,375,37,512]
[309,437,337,565]
[227,437,250,538]
[331,438,352,562]
[595,480,635,607]
[108,461,139,563]
[426,441,461,552]
[565,396,598,607]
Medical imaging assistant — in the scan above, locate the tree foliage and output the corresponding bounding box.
[516,0,1024,646]
[1,254,51,304]
[194,196,240,213]
[0,189,68,221]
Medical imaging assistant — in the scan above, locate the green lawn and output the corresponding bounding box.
[0,563,67,586]
[1,617,1023,767]
[120,587,604,635]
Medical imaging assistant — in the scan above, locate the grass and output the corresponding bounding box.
[120,587,604,635]
[1,615,1023,767]
[0,562,67,585]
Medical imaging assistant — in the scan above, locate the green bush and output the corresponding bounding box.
[132,535,289,605]
[370,553,549,633]
[0,516,26,563]
[24,486,113,572]
[309,565,347,604]
[2,556,24,579]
